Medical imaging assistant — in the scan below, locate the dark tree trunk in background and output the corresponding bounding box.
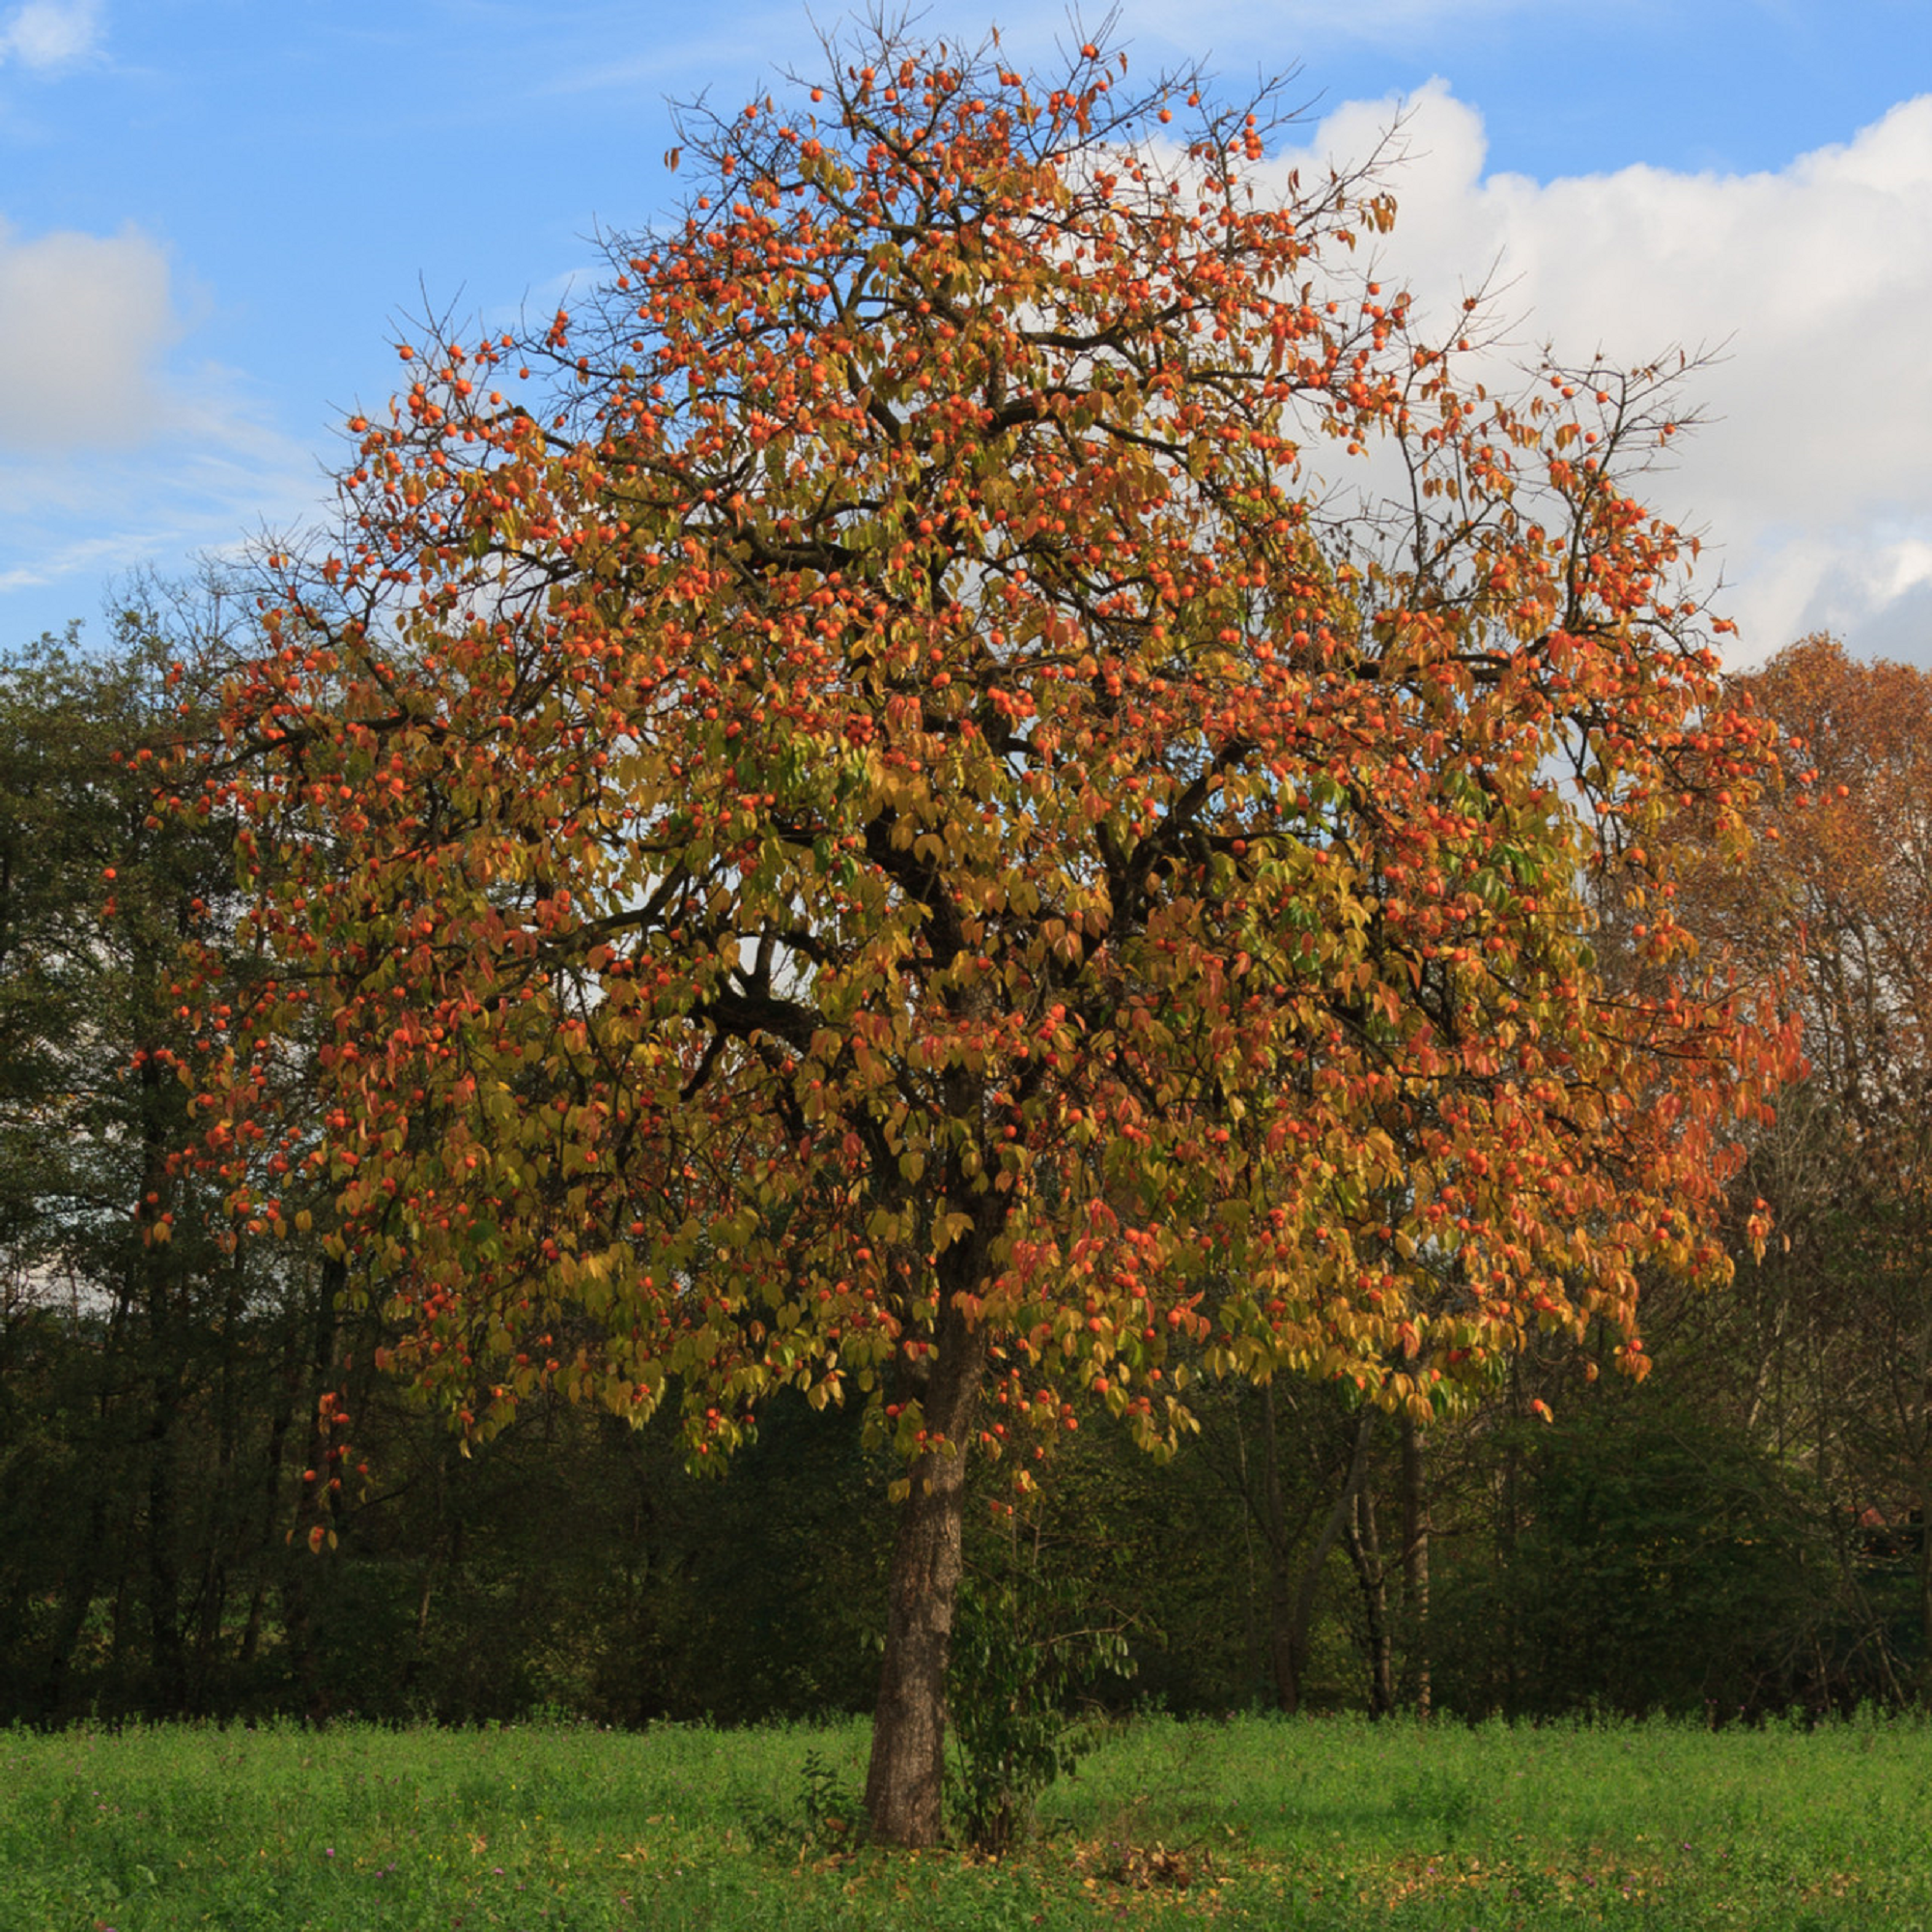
[1346,1480,1395,1716]
[135,1026,189,1716]
[1913,1470,1932,1703]
[144,1370,186,1713]
[280,1254,345,1723]
[1264,1391,1374,1714]
[1259,1382,1298,1711]
[1402,1413,1432,1718]
[42,1493,107,1721]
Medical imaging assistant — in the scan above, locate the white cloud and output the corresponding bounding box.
[0,218,178,446]
[0,0,101,71]
[1264,83,1932,662]
[0,214,327,607]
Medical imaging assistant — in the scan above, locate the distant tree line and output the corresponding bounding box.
[1,616,1925,1730]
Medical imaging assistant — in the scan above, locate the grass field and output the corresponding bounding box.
[4,1711,1929,1930]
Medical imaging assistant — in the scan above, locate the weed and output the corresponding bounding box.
[748,1745,866,1859]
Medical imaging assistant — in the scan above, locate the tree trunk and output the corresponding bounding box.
[42,1256,139,1719]
[863,1289,988,1846]
[1914,1476,1931,1706]
[135,1048,189,1716]
[144,1379,186,1714]
[1258,1382,1296,1712]
[281,1254,345,1725]
[191,1248,254,1712]
[1401,1413,1432,1719]
[41,1492,107,1722]
[1230,1391,1264,1695]
[1345,1481,1394,1716]
[1264,1391,1374,1714]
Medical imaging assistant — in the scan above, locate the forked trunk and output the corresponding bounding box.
[1268,1401,1375,1714]
[1345,1483,1394,1716]
[864,1293,988,1846]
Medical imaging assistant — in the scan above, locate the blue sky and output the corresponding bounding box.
[3,0,1929,660]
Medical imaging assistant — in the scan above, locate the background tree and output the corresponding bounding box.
[201,26,1794,1840]
[1665,634,1932,1695]
[0,611,323,1718]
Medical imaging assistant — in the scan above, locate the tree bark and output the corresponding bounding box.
[41,1492,107,1722]
[1258,1381,1296,1712]
[1913,1471,1931,1705]
[1264,1391,1374,1714]
[1401,1413,1432,1719]
[863,1287,988,1846]
[133,1046,189,1716]
[144,1377,186,1714]
[1345,1481,1394,1716]
[279,1254,344,1724]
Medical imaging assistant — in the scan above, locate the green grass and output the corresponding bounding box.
[4,1711,1930,1930]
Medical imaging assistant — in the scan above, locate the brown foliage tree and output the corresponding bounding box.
[1685,634,1932,1692]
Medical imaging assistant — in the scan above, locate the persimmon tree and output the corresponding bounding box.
[200,26,1796,1840]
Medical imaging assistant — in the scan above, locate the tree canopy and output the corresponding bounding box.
[1672,633,1932,1692]
[193,24,1798,1840]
